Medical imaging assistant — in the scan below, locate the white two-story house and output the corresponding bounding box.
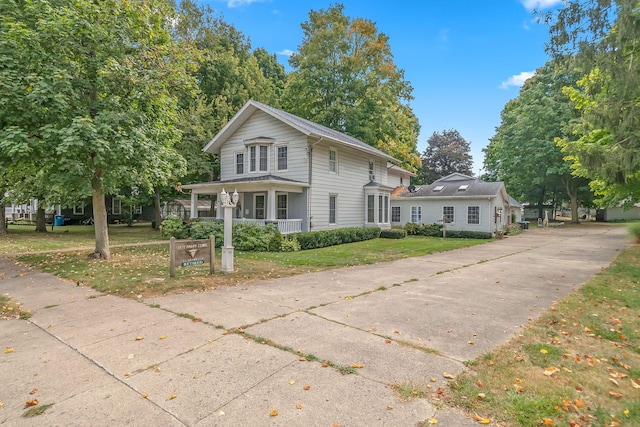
[183,100,407,234]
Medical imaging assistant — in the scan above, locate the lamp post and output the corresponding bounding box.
[220,188,239,273]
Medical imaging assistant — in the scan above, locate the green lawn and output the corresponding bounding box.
[8,235,483,297]
[0,223,164,254]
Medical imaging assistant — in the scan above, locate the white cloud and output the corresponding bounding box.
[227,0,265,8]
[520,0,562,11]
[522,20,531,30]
[278,49,295,57]
[500,71,536,89]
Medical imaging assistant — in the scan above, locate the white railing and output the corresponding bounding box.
[198,217,302,235]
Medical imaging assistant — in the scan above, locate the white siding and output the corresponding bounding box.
[391,198,503,233]
[309,141,389,230]
[219,110,309,183]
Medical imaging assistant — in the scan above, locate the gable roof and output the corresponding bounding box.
[202,100,398,162]
[393,176,507,199]
[387,162,417,177]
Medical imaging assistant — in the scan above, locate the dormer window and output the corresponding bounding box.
[458,185,469,191]
[433,185,444,192]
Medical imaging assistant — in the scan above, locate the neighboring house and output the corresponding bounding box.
[596,203,640,222]
[183,100,410,234]
[3,199,59,223]
[59,196,154,224]
[390,173,519,234]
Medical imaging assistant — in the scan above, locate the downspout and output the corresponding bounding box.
[307,137,324,231]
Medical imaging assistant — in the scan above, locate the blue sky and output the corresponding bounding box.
[199,0,562,174]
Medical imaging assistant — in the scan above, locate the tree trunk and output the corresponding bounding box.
[92,186,110,259]
[35,203,47,232]
[154,186,161,231]
[536,187,546,219]
[0,195,7,235]
[562,177,580,224]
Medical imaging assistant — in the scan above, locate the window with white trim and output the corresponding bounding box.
[249,146,257,172]
[368,159,375,180]
[133,205,143,215]
[378,195,383,223]
[383,195,389,223]
[277,146,288,171]
[112,199,122,215]
[367,195,375,223]
[329,149,337,173]
[259,145,268,171]
[73,204,84,215]
[411,206,421,223]
[391,206,401,222]
[329,195,337,224]
[468,206,480,224]
[236,152,244,175]
[254,194,265,219]
[443,206,454,223]
[277,194,287,219]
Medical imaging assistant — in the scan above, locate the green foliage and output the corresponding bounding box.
[483,62,592,223]
[189,220,223,242]
[282,4,420,172]
[280,236,301,252]
[232,222,279,252]
[380,229,406,239]
[161,216,188,239]
[628,222,640,241]
[293,227,381,250]
[421,129,473,184]
[404,223,442,237]
[545,0,640,206]
[444,230,493,239]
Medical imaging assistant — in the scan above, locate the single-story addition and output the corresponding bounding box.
[596,203,640,222]
[390,173,521,234]
[183,100,413,234]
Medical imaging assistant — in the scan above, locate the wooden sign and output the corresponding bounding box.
[169,235,215,278]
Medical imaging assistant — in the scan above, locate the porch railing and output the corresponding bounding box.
[199,217,302,235]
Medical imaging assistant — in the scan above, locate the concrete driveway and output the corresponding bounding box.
[0,224,630,426]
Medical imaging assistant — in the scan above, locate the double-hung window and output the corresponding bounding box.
[112,199,122,215]
[259,146,268,171]
[443,206,454,223]
[329,149,337,173]
[277,194,287,219]
[277,146,287,171]
[468,206,480,224]
[236,153,244,175]
[411,206,421,223]
[391,206,401,222]
[329,195,337,224]
[249,146,257,172]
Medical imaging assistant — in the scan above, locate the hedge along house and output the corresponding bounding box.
[182,100,406,234]
[390,173,521,234]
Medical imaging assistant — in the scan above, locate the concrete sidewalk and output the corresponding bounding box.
[0,225,630,426]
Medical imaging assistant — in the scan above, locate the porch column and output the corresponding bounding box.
[267,188,276,220]
[190,191,197,219]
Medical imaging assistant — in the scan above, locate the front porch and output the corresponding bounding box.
[182,175,310,236]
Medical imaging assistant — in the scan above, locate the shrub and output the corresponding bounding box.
[280,236,301,252]
[160,216,188,239]
[445,230,493,239]
[293,227,381,250]
[189,220,223,244]
[404,223,442,237]
[232,222,280,252]
[380,229,406,239]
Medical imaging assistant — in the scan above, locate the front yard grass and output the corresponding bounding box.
[437,244,640,427]
[9,236,482,298]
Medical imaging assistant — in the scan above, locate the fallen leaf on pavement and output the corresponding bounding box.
[303,385,311,390]
[472,413,490,424]
[24,399,38,408]
[270,409,278,416]
[296,403,303,409]
[443,373,456,379]
[135,336,144,341]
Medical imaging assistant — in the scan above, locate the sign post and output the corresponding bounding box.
[169,235,215,278]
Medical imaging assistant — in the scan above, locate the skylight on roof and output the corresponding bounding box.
[433,185,444,192]
[458,185,469,191]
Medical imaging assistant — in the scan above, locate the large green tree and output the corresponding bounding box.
[544,0,640,206]
[282,3,421,172]
[421,129,473,184]
[483,63,591,222]
[0,0,193,258]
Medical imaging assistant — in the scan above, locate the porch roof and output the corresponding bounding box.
[182,174,310,194]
